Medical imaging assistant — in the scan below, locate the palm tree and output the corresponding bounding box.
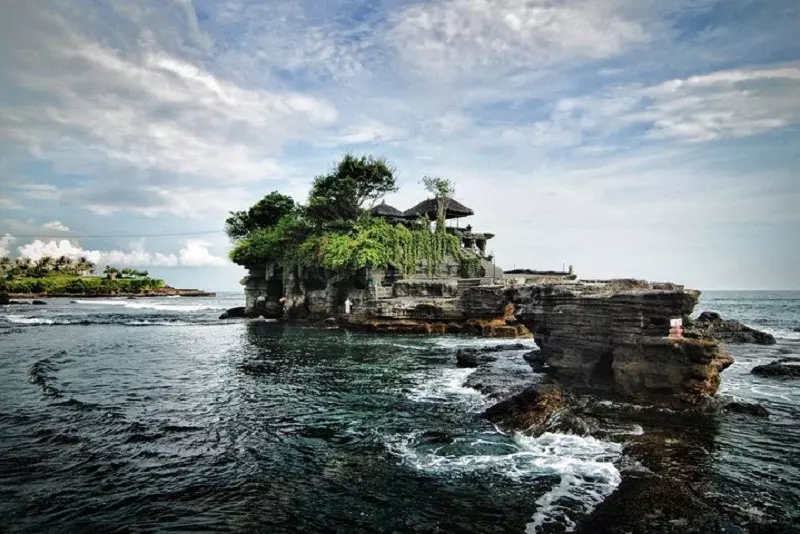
[54,255,72,273]
[15,258,32,277]
[76,256,94,276]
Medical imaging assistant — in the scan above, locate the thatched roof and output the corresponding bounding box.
[403,197,474,220]
[369,201,403,218]
[370,201,406,218]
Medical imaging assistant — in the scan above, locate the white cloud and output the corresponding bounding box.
[389,0,648,78]
[0,234,15,257]
[0,196,23,210]
[179,240,227,266]
[0,1,338,203]
[43,221,70,232]
[16,239,226,267]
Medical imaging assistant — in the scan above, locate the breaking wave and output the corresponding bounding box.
[70,299,225,312]
[386,431,622,532]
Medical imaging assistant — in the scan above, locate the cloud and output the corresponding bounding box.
[0,234,15,257]
[388,0,648,78]
[16,239,226,267]
[0,1,339,219]
[0,196,23,210]
[43,221,70,232]
[179,240,227,266]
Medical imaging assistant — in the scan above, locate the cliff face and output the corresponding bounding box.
[507,282,734,406]
[242,265,732,406]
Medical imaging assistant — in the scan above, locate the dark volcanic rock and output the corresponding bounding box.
[0,293,8,305]
[578,474,724,534]
[455,344,529,368]
[723,401,769,417]
[752,359,800,378]
[688,311,776,345]
[522,349,545,371]
[510,284,734,407]
[455,350,491,368]
[483,383,563,430]
[32,300,47,305]
[219,306,247,320]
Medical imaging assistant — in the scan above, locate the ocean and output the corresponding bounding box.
[1,291,798,532]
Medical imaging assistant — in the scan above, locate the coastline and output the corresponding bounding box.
[5,288,215,299]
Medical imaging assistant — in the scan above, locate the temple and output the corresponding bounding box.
[242,195,574,336]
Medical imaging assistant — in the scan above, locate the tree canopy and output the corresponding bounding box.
[225,191,297,239]
[225,154,472,280]
[422,176,455,231]
[305,154,397,226]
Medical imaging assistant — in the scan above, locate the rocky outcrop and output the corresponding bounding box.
[687,311,776,345]
[483,383,563,430]
[242,263,732,406]
[219,306,248,320]
[752,358,800,378]
[509,283,734,407]
[455,343,529,368]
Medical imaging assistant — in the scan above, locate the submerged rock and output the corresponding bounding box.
[752,359,800,378]
[219,306,247,320]
[483,383,563,430]
[723,401,769,417]
[455,343,530,368]
[687,311,776,345]
[32,300,47,305]
[579,474,725,533]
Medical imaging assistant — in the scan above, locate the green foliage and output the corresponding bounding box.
[228,215,310,268]
[225,191,297,239]
[1,255,95,279]
[224,154,470,280]
[298,217,462,277]
[458,255,485,278]
[0,274,166,295]
[305,154,397,226]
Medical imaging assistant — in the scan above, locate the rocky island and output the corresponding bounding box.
[223,155,799,530]
[225,154,740,410]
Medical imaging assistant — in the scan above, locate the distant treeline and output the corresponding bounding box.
[0,255,164,295]
[1,275,166,295]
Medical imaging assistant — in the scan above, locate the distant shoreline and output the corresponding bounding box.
[5,288,215,299]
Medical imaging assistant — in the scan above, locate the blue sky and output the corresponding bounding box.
[1,0,798,290]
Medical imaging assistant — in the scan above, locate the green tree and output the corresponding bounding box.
[225,192,297,239]
[421,176,455,232]
[305,154,397,226]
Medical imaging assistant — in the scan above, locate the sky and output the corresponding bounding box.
[0,0,798,291]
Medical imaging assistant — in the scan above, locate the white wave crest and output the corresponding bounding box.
[386,430,621,532]
[72,299,223,312]
[405,368,485,408]
[3,314,55,325]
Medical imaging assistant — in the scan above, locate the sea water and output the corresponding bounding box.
[0,291,798,531]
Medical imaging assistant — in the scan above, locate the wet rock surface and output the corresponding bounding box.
[723,401,770,417]
[483,383,563,430]
[510,284,734,407]
[687,311,776,345]
[455,343,529,368]
[752,358,800,378]
[219,306,248,320]
[578,474,725,533]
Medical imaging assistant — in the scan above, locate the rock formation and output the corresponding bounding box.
[509,282,734,407]
[240,263,733,407]
[752,358,800,378]
[687,311,776,345]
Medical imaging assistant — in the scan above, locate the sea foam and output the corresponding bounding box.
[71,299,224,312]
